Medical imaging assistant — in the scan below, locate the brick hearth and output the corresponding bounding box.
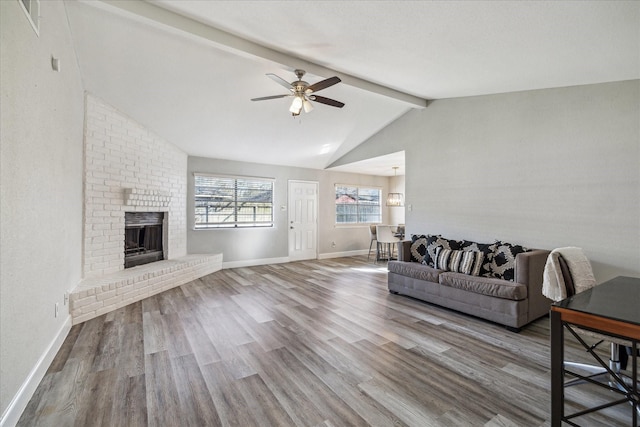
[70,253,222,324]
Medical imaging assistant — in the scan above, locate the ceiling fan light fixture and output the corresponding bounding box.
[289,96,303,114]
[303,98,314,113]
[252,69,344,116]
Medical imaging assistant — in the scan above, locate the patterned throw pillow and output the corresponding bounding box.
[433,248,484,275]
[460,240,500,277]
[422,235,461,267]
[487,242,530,281]
[466,251,485,276]
[410,234,429,263]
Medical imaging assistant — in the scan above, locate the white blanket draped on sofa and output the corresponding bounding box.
[542,246,597,301]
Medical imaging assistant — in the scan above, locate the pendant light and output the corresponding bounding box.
[386,166,404,207]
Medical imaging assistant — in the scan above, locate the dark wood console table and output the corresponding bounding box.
[550,276,640,426]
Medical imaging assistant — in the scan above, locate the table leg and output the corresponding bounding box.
[633,341,638,426]
[551,310,564,427]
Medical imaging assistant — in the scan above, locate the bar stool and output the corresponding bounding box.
[375,225,398,262]
[367,225,377,261]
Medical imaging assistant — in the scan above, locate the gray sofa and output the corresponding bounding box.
[388,236,551,331]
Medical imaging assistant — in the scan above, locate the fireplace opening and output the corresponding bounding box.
[125,212,164,268]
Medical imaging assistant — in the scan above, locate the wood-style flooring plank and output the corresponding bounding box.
[117,321,146,378]
[199,360,259,427]
[229,311,285,353]
[278,333,404,427]
[238,345,354,427]
[171,354,222,426]
[17,256,634,427]
[144,351,182,427]
[231,292,276,323]
[114,374,147,427]
[234,373,298,427]
[72,368,118,427]
[180,311,223,366]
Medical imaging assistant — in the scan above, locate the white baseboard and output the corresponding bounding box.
[222,256,290,269]
[1,316,71,427]
[318,249,369,259]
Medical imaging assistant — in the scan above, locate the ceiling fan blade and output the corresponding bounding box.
[306,76,341,93]
[311,95,345,108]
[266,73,294,90]
[251,94,290,101]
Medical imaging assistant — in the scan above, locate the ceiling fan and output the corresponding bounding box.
[251,69,345,116]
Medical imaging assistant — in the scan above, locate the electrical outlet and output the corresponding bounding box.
[55,303,59,318]
[64,291,69,306]
[331,241,336,248]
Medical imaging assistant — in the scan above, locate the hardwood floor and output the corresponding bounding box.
[18,256,632,426]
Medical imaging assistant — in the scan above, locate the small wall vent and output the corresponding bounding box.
[18,0,40,36]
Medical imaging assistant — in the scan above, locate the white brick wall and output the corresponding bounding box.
[83,94,187,278]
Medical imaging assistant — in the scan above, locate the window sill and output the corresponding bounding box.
[334,224,378,229]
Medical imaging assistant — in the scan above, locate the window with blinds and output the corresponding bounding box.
[335,185,382,224]
[194,174,274,229]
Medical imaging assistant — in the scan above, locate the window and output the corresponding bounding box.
[195,174,274,229]
[335,185,382,224]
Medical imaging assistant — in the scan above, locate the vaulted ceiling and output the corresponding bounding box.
[64,1,639,176]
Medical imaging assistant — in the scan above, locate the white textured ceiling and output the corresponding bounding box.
[64,0,639,176]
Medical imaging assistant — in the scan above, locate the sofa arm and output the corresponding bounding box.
[515,249,552,322]
[515,249,549,285]
[397,240,412,262]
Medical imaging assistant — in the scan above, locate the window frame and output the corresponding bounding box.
[334,184,382,225]
[194,173,275,229]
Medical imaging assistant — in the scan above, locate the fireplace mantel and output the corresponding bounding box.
[123,188,170,207]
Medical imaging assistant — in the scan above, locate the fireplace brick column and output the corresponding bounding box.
[83,94,187,278]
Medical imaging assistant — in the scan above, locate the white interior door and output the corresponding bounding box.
[288,180,318,261]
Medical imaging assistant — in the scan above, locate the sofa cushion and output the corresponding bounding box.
[488,242,530,281]
[409,234,429,263]
[388,261,441,283]
[439,272,528,301]
[433,248,484,276]
[422,235,462,267]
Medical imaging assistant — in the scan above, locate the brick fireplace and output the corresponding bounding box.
[82,95,187,278]
[71,95,222,325]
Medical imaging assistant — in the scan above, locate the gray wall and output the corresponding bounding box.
[337,80,640,282]
[188,156,391,264]
[1,0,84,419]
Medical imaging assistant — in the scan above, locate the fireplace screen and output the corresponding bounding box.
[124,212,164,268]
